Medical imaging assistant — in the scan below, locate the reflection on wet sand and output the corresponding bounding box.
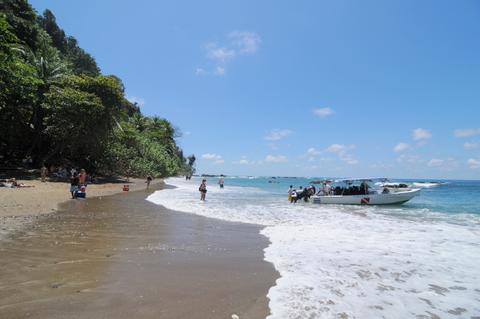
[0,187,277,319]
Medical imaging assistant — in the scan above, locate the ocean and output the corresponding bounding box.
[147,176,480,319]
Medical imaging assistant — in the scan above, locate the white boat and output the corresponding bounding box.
[375,181,412,191]
[412,181,447,188]
[312,178,420,205]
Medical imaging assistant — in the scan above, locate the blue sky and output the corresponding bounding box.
[31,0,480,179]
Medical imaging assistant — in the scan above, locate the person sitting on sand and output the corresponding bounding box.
[0,178,33,188]
[199,179,207,201]
[146,175,153,189]
[70,172,80,199]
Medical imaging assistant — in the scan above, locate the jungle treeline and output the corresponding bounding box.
[0,0,195,177]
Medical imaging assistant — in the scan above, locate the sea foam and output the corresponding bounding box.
[147,177,480,318]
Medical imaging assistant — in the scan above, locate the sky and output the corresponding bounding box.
[30,0,480,179]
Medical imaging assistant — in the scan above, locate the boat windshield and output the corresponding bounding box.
[318,179,380,196]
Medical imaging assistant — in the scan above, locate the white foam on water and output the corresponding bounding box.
[147,178,480,318]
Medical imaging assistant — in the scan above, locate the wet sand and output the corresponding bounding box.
[0,185,278,319]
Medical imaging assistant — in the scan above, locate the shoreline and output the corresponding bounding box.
[0,181,278,318]
[0,177,164,238]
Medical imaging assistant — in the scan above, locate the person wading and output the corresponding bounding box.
[199,179,207,201]
[146,175,153,189]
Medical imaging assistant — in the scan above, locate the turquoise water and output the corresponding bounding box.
[222,176,480,216]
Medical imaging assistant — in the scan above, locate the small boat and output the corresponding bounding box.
[412,181,448,188]
[312,178,420,205]
[375,181,412,191]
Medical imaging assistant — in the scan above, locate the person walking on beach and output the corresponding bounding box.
[218,177,224,189]
[146,175,153,189]
[199,179,207,201]
[40,164,48,182]
[70,172,80,199]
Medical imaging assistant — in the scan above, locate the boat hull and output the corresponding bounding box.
[312,189,420,205]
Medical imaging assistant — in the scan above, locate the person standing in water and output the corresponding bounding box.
[146,175,153,189]
[218,177,224,189]
[199,179,207,201]
[288,185,293,202]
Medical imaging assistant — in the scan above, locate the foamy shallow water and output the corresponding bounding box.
[147,177,480,318]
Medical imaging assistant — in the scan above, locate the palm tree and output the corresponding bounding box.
[24,31,70,162]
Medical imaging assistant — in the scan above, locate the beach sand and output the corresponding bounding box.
[0,177,162,217]
[0,184,278,318]
[0,177,162,237]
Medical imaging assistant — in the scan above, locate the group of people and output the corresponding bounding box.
[197,177,225,201]
[0,178,33,188]
[287,185,317,203]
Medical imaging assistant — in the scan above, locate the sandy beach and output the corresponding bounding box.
[0,183,278,319]
[0,177,164,238]
[0,177,163,217]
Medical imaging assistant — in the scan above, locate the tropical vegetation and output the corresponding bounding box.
[0,0,194,177]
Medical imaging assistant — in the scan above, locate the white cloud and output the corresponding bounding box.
[264,129,293,141]
[454,128,480,138]
[306,147,321,156]
[206,43,235,62]
[233,156,251,165]
[214,66,225,76]
[201,153,224,164]
[464,142,480,150]
[313,107,334,118]
[127,96,145,107]
[397,154,423,164]
[265,155,288,163]
[467,158,480,169]
[201,31,261,76]
[427,158,444,167]
[195,68,206,75]
[393,142,410,152]
[325,144,358,164]
[228,31,261,54]
[413,128,432,140]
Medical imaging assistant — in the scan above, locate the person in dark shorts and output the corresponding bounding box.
[199,179,207,201]
[146,175,153,189]
[70,172,79,199]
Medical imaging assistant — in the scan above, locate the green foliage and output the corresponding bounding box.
[99,120,184,178]
[0,1,189,177]
[0,15,42,159]
[37,9,100,75]
[0,0,39,50]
